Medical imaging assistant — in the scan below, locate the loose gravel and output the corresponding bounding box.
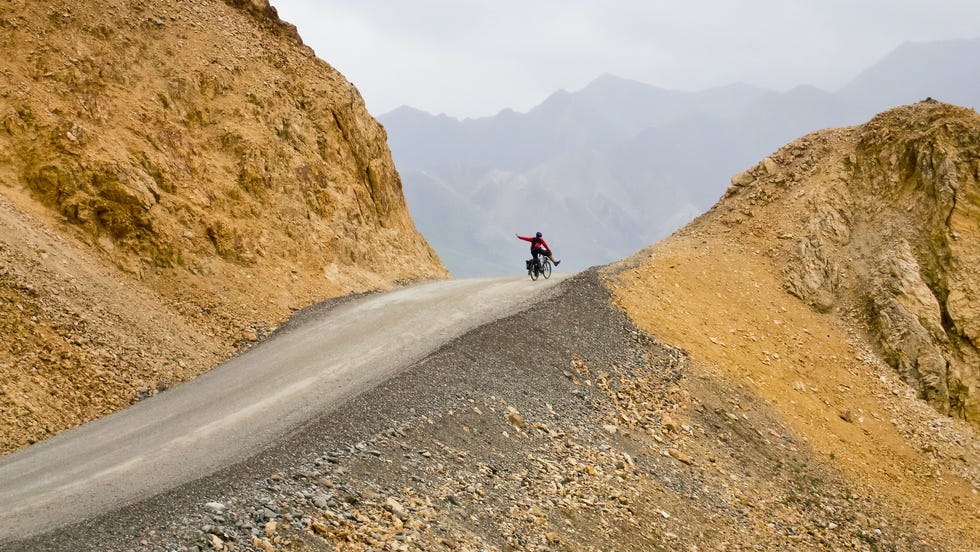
[3,269,959,551]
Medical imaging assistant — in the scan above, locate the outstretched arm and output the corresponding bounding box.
[516,234,533,243]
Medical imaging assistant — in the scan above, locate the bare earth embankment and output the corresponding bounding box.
[608,101,980,551]
[0,0,446,454]
[7,269,977,551]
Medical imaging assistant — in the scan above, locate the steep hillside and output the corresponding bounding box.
[723,101,979,422]
[0,0,446,454]
[608,101,979,549]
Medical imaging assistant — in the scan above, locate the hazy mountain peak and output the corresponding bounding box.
[386,104,433,117]
[385,35,978,280]
[785,83,831,95]
[535,87,575,107]
[382,105,462,124]
[582,72,662,91]
[838,35,980,110]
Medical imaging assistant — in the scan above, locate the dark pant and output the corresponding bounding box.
[531,247,550,264]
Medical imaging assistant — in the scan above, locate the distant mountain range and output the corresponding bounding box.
[380,37,980,277]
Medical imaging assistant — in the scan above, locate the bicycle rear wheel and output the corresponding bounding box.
[541,259,552,279]
[529,263,539,281]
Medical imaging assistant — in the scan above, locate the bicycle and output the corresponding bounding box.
[526,257,553,281]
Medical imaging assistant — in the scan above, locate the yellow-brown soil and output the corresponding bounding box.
[608,102,980,550]
[0,0,447,454]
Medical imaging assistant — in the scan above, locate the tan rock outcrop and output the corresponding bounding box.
[0,0,447,452]
[221,0,301,42]
[717,102,980,422]
[608,102,980,550]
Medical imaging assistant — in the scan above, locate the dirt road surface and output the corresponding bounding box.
[0,274,567,543]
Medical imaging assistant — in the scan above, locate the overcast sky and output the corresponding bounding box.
[271,1,980,119]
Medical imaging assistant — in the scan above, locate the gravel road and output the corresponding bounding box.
[0,274,567,545]
[2,269,945,552]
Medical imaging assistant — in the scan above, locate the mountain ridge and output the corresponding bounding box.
[837,36,980,109]
[382,35,980,278]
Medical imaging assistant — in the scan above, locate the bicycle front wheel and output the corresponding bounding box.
[541,260,552,279]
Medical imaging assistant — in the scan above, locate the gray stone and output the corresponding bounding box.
[384,497,408,520]
[257,508,278,521]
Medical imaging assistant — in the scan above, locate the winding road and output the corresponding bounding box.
[0,274,567,543]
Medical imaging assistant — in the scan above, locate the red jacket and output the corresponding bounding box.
[518,235,551,253]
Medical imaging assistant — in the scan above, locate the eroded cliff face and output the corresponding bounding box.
[0,0,447,452]
[720,101,980,423]
[1,0,443,284]
[220,0,301,41]
[607,102,980,550]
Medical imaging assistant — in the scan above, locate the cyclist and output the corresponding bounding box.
[516,232,561,269]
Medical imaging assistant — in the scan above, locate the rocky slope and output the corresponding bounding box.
[720,100,979,423]
[0,0,447,454]
[608,101,979,549]
[11,272,977,552]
